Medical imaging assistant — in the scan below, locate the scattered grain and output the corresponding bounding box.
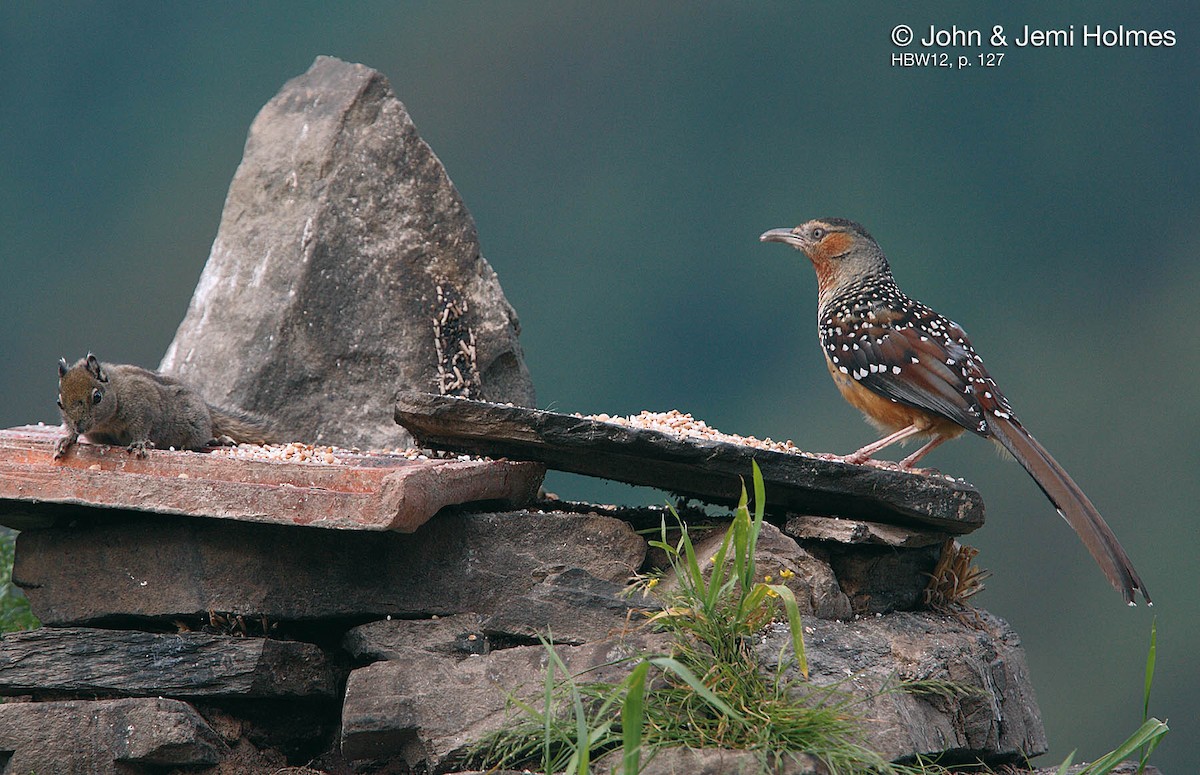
[580,409,815,458]
[209,441,490,466]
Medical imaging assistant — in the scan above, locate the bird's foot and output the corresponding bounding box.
[827,451,891,468]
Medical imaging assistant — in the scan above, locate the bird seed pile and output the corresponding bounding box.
[212,442,422,465]
[584,409,813,457]
[211,441,486,466]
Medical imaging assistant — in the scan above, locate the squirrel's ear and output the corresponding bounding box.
[85,353,106,382]
[58,358,69,377]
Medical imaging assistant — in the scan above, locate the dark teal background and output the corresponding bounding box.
[2,3,1195,769]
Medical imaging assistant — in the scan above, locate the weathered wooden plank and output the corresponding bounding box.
[393,392,984,533]
[0,425,544,532]
[0,627,340,699]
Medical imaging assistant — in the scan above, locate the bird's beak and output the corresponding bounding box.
[759,228,802,247]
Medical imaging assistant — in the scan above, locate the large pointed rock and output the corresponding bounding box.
[161,56,534,449]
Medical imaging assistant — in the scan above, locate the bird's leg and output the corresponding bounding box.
[843,423,924,464]
[898,435,949,469]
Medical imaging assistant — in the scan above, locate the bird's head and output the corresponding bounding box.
[760,218,892,303]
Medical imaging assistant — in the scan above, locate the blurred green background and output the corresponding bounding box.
[1,2,1195,769]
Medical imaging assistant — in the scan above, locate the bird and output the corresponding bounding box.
[760,217,1149,605]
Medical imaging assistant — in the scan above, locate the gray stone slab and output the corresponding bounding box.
[13,510,646,626]
[757,609,1047,762]
[0,697,224,772]
[0,627,339,699]
[482,568,656,645]
[593,747,825,775]
[344,614,490,661]
[785,514,948,548]
[340,633,673,770]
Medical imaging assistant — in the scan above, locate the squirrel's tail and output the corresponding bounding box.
[208,405,281,446]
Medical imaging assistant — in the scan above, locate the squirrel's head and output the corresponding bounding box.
[57,353,112,433]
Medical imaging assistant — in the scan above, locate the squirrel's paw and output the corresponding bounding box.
[53,435,76,460]
[126,440,155,458]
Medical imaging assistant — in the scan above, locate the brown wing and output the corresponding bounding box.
[824,302,1003,436]
[822,291,1148,604]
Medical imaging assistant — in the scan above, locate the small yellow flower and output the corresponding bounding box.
[779,568,795,580]
[763,575,773,583]
[645,578,660,590]
[765,588,780,598]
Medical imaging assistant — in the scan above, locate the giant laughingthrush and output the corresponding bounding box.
[761,217,1148,605]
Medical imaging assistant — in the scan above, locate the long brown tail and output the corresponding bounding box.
[987,414,1149,605]
[208,405,281,446]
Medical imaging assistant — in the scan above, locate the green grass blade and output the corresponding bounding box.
[1054,750,1076,775]
[731,481,751,593]
[678,522,709,601]
[1079,718,1169,774]
[649,656,742,720]
[572,680,589,774]
[706,523,735,613]
[1142,617,1157,723]
[765,583,808,679]
[749,460,766,561]
[621,660,650,775]
[1138,617,1159,774]
[542,643,555,770]
[650,516,677,562]
[739,583,769,615]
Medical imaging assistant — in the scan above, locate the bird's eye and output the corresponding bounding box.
[810,227,825,240]
[91,389,103,405]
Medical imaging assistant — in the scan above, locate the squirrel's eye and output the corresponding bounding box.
[91,389,103,405]
[56,398,63,410]
[810,227,825,240]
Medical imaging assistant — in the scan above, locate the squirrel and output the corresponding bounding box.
[54,353,279,459]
